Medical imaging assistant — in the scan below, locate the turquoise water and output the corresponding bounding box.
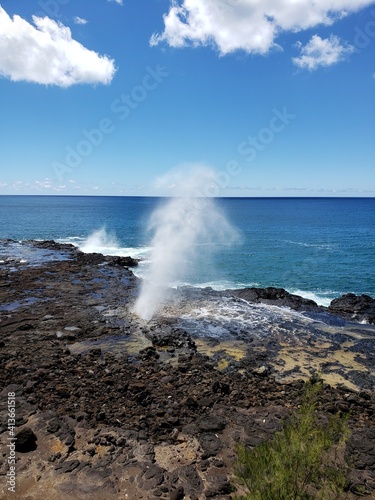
[0,195,374,305]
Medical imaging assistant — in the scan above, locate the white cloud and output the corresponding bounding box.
[292,35,355,70]
[108,0,123,5]
[0,6,116,87]
[35,182,50,189]
[73,16,88,25]
[151,0,374,55]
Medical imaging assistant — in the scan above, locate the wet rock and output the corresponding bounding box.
[231,287,320,311]
[15,427,37,452]
[31,240,75,251]
[329,293,375,324]
[139,346,160,360]
[147,329,196,351]
[108,255,139,267]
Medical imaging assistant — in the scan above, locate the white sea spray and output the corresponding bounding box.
[133,165,240,320]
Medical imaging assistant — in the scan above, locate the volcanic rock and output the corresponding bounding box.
[231,286,320,311]
[0,240,374,499]
[108,255,139,267]
[329,293,375,324]
[15,427,37,452]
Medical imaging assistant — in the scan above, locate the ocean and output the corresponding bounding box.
[0,195,374,306]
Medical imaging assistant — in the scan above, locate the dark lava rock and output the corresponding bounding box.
[139,346,160,360]
[169,486,184,500]
[46,416,75,448]
[205,472,233,497]
[108,255,139,267]
[199,434,222,458]
[212,381,230,395]
[147,328,196,351]
[30,240,75,251]
[197,415,226,432]
[47,418,61,434]
[329,293,375,324]
[139,465,165,489]
[231,287,320,311]
[15,427,37,452]
[1,239,374,499]
[56,460,81,473]
[178,465,203,495]
[55,385,70,398]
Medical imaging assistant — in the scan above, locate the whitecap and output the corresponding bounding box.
[288,289,337,307]
[283,240,335,250]
[58,229,149,261]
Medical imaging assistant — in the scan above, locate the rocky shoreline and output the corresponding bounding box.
[0,240,374,499]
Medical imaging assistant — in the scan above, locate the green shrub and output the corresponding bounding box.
[234,380,349,500]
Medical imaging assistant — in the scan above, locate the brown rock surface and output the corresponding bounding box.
[0,241,374,499]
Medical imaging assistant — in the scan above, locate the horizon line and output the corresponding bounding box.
[0,194,374,200]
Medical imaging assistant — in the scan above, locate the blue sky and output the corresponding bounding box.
[0,0,374,196]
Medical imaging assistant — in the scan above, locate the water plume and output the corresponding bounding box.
[133,166,239,320]
[79,227,120,254]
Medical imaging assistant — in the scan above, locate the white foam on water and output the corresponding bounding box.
[283,240,336,250]
[288,289,336,307]
[165,295,316,339]
[60,236,82,241]
[167,280,261,291]
[57,229,150,261]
